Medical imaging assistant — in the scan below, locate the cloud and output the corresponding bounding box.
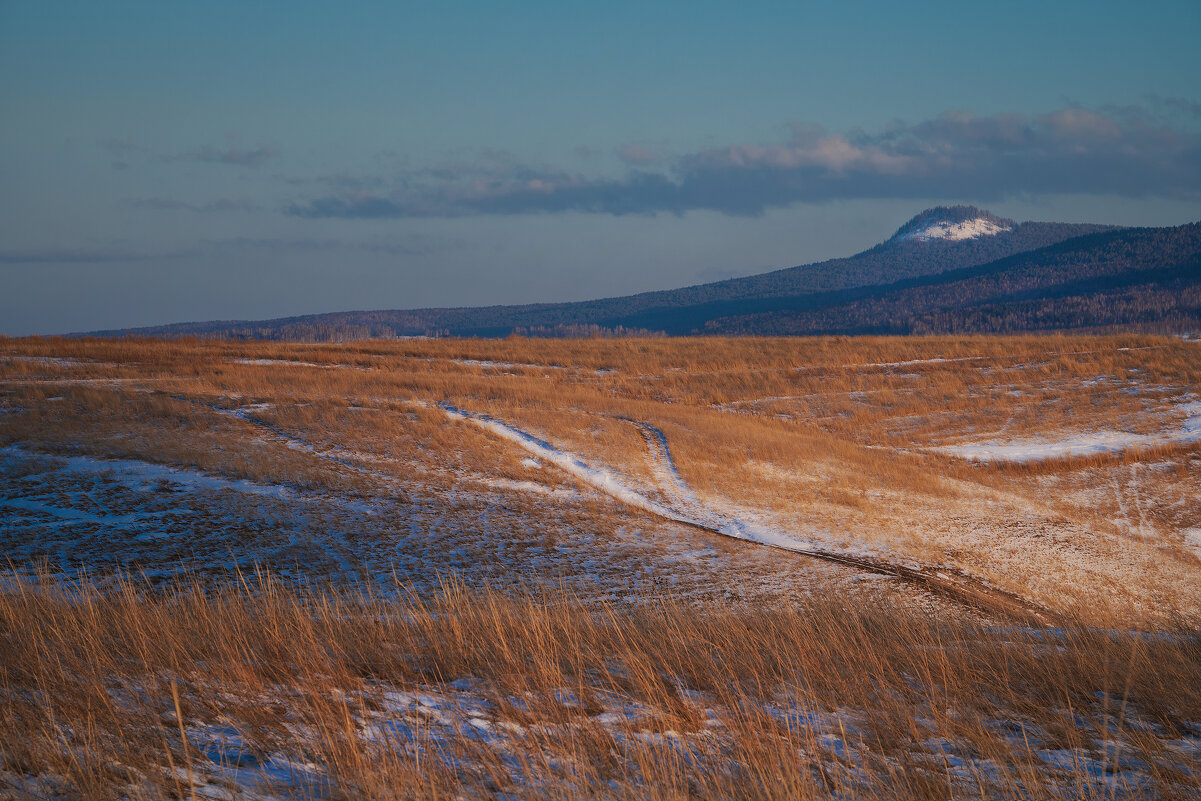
[617,143,666,166]
[289,194,417,219]
[1,232,448,268]
[167,144,277,168]
[0,235,444,267]
[1164,97,1201,118]
[100,137,146,157]
[0,248,151,264]
[204,235,449,257]
[100,137,147,170]
[127,197,262,213]
[98,137,279,169]
[286,104,1201,219]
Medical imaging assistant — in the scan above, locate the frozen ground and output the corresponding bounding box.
[0,437,896,608]
[6,665,1194,801]
[934,400,1201,462]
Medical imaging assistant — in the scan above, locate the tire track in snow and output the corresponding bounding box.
[212,403,371,475]
[439,403,692,526]
[623,419,726,531]
[183,398,400,487]
[441,403,1053,623]
[626,420,1060,623]
[625,420,1062,622]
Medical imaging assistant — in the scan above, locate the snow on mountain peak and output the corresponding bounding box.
[899,217,1013,241]
[890,206,1016,243]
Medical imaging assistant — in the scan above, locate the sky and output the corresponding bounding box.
[2,1,1200,335]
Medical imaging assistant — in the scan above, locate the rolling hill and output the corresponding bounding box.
[86,207,1201,340]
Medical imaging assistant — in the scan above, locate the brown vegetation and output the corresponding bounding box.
[2,571,1198,800]
[3,334,1201,797]
[3,334,1198,622]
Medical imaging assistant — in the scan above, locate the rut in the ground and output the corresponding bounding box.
[443,403,1056,624]
[621,419,1059,624]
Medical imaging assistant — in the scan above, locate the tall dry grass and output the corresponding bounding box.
[1,570,1198,799]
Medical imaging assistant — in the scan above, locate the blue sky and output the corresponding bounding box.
[2,1,1199,334]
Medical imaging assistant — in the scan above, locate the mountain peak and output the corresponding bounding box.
[891,206,1016,243]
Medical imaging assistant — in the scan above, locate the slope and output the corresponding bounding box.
[85,207,1111,340]
[699,222,1201,335]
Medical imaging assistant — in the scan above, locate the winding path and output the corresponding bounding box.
[442,403,1054,623]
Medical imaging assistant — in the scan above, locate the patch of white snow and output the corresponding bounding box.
[1183,528,1201,559]
[898,218,1012,241]
[934,401,1201,463]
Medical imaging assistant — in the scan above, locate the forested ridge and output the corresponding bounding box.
[700,223,1201,335]
[86,209,1199,340]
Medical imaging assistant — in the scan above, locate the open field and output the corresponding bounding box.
[2,334,1200,798]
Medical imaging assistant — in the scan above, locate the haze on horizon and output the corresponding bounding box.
[2,0,1199,336]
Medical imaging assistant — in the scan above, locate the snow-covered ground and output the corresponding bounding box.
[231,358,374,370]
[12,670,1190,801]
[448,357,568,370]
[1184,528,1201,559]
[232,358,332,368]
[5,339,1201,799]
[0,444,358,507]
[859,355,983,368]
[443,405,856,560]
[934,401,1201,463]
[440,407,1041,620]
[0,434,863,604]
[0,445,387,580]
[441,403,687,523]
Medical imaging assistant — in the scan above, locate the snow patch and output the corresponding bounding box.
[1183,528,1201,559]
[898,218,1012,242]
[0,445,378,514]
[3,356,91,367]
[449,358,566,371]
[441,404,686,523]
[441,404,864,560]
[934,401,1201,463]
[233,358,333,368]
[464,475,578,498]
[630,420,832,553]
[859,356,983,368]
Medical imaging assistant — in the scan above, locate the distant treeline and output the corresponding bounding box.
[512,324,666,339]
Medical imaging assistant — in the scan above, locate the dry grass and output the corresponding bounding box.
[1,571,1198,800]
[4,334,1201,796]
[3,334,1201,623]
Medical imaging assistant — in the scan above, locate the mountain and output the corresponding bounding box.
[699,222,1201,336]
[85,207,1201,340]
